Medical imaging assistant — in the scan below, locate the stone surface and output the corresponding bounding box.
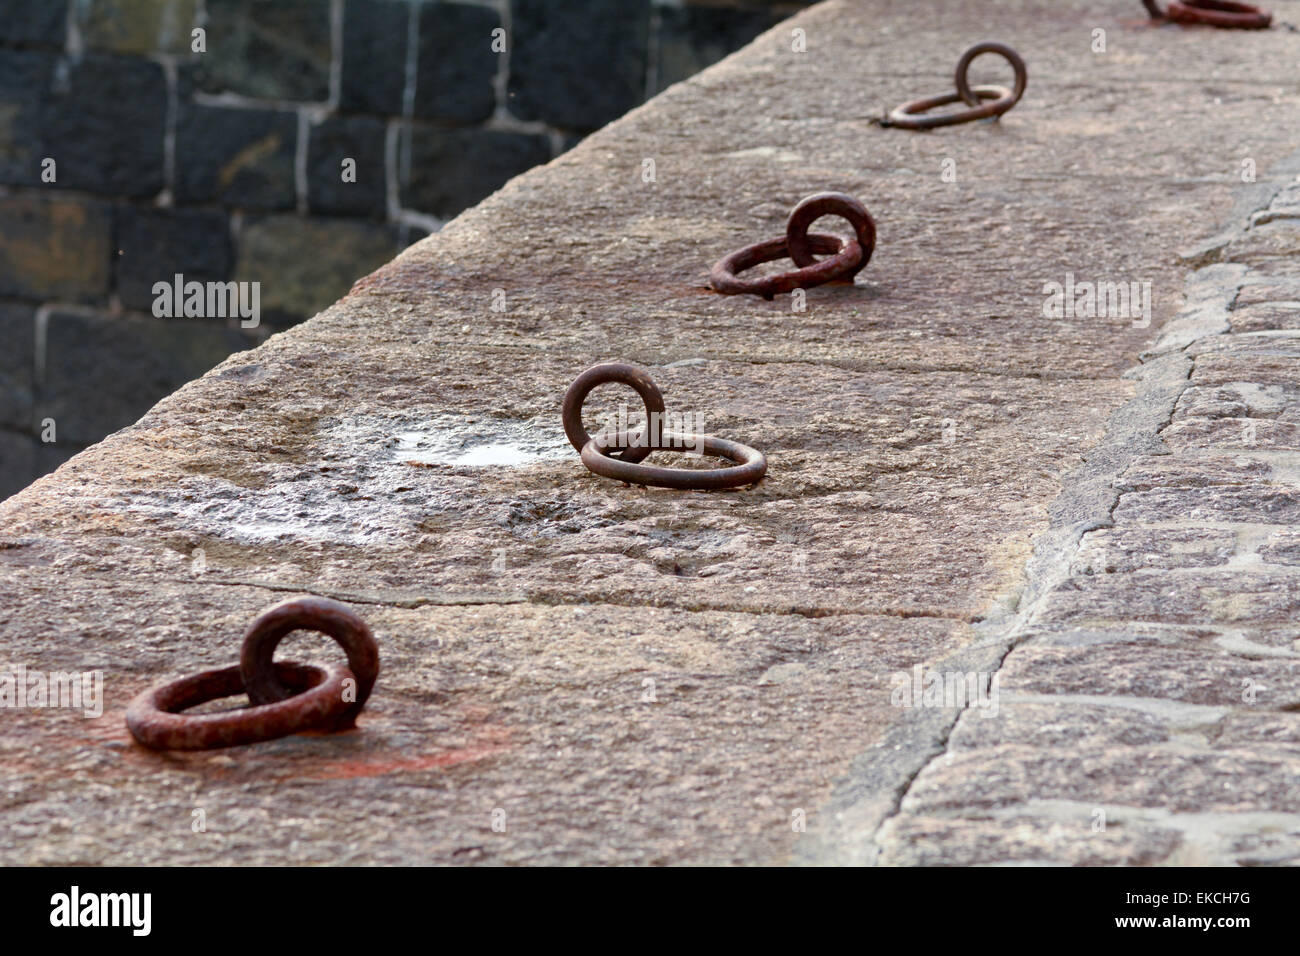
[414,2,499,124]
[0,197,112,302]
[5,0,1300,866]
[307,115,388,219]
[115,208,235,313]
[174,105,298,209]
[402,126,551,219]
[195,0,332,101]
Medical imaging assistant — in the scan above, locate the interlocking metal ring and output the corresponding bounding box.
[1145,0,1272,28]
[710,192,876,300]
[241,596,380,730]
[125,596,379,751]
[883,42,1027,129]
[563,362,767,491]
[562,361,665,465]
[126,661,356,751]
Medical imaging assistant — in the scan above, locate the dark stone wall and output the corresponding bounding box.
[0,0,808,500]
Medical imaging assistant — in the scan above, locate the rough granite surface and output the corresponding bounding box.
[4,0,1300,865]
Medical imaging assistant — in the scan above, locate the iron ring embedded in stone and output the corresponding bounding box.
[582,430,767,491]
[240,595,380,730]
[126,661,356,751]
[710,233,863,299]
[882,41,1026,129]
[785,191,877,276]
[562,362,667,465]
[1163,0,1272,28]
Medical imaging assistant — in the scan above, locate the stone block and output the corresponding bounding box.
[402,126,550,219]
[339,0,410,115]
[654,3,774,93]
[174,105,297,209]
[0,303,34,431]
[507,0,650,130]
[115,207,234,313]
[0,51,165,196]
[195,0,332,101]
[0,197,112,302]
[307,115,388,219]
[0,1,66,50]
[0,429,34,501]
[414,2,499,123]
[234,216,399,325]
[40,309,251,445]
[79,0,199,55]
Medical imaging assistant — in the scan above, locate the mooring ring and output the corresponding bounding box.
[1162,0,1272,27]
[582,430,767,491]
[785,192,877,276]
[240,596,379,730]
[126,661,355,751]
[709,233,862,299]
[953,42,1027,111]
[562,362,667,464]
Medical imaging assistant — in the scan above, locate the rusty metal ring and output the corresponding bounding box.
[582,430,766,491]
[785,192,877,277]
[126,661,355,751]
[562,362,667,464]
[240,596,379,730]
[882,41,1026,129]
[953,42,1027,111]
[710,233,862,300]
[1160,0,1272,27]
[884,86,1017,130]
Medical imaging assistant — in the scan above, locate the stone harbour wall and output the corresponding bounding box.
[0,0,807,499]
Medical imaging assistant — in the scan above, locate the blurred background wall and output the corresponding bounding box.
[0,0,808,500]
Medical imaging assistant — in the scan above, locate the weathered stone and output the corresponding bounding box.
[339,0,410,115]
[414,2,499,123]
[79,0,199,55]
[0,1,66,50]
[174,105,297,209]
[234,216,399,326]
[0,303,34,432]
[40,309,251,446]
[876,812,1184,866]
[1072,527,1236,575]
[0,197,112,302]
[307,115,388,219]
[507,0,650,130]
[0,51,165,196]
[0,429,34,501]
[195,0,332,101]
[402,126,551,219]
[1000,643,1300,709]
[1229,301,1300,332]
[115,207,234,313]
[654,3,774,94]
